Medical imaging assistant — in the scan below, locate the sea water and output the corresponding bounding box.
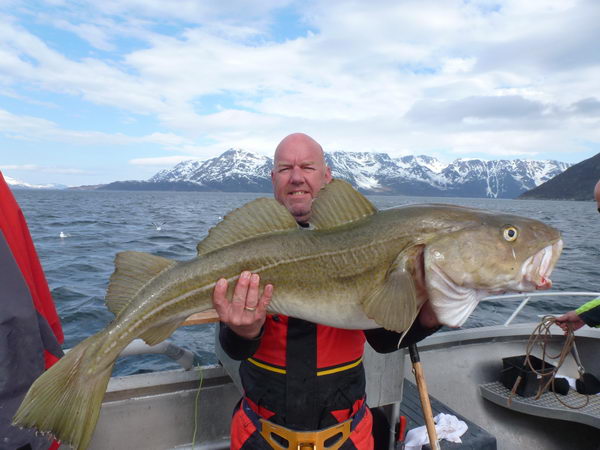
[13,190,600,375]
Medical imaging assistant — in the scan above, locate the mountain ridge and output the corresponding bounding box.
[4,149,572,199]
[139,148,569,199]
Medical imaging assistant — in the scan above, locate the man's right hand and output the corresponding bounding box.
[212,271,273,340]
[555,310,585,334]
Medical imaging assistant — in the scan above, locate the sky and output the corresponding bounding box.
[1,0,600,186]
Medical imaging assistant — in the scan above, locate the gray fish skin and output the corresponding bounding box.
[13,182,562,450]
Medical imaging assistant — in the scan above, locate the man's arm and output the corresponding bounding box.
[556,298,600,332]
[577,299,600,327]
[219,322,264,360]
[365,300,441,353]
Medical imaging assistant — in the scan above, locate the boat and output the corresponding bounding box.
[82,291,600,449]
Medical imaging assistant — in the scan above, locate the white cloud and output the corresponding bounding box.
[0,0,599,184]
[0,109,197,149]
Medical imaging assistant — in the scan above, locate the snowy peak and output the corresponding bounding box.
[2,174,66,190]
[440,158,569,198]
[148,149,570,198]
[325,152,396,191]
[149,148,273,192]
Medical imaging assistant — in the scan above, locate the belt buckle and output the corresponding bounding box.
[260,418,352,450]
[297,444,316,450]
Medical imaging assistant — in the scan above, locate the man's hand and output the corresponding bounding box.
[212,271,273,340]
[555,310,585,334]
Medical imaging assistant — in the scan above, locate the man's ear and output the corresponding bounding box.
[324,166,332,184]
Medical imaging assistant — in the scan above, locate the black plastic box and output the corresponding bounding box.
[500,355,556,397]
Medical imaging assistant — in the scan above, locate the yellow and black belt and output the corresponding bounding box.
[242,398,366,450]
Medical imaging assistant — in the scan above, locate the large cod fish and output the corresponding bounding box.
[14,180,562,449]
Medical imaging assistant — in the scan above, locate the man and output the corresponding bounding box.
[212,133,439,449]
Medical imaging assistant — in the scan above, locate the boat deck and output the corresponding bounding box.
[401,380,497,449]
[480,381,600,429]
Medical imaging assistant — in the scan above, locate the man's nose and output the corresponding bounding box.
[290,166,304,184]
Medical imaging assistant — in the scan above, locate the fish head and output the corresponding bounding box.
[423,211,563,327]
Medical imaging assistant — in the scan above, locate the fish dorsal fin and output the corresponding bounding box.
[106,251,176,317]
[197,198,298,255]
[310,179,377,230]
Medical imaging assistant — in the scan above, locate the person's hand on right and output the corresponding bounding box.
[212,271,273,340]
[555,310,585,334]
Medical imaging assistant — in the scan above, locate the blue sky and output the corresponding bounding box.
[1,0,600,186]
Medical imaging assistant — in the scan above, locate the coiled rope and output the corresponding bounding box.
[508,315,589,409]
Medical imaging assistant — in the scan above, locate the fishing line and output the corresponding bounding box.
[191,364,205,449]
[513,315,590,409]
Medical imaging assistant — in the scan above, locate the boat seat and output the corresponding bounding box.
[480,381,600,429]
[401,380,497,449]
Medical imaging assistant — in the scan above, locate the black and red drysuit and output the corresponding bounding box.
[220,311,438,449]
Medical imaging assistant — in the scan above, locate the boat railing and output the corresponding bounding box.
[66,338,199,370]
[117,339,198,369]
[482,291,600,327]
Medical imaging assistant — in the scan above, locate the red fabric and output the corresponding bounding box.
[332,398,374,450]
[349,406,374,450]
[316,324,365,368]
[230,403,258,450]
[0,172,64,354]
[252,314,288,367]
[252,314,366,369]
[330,397,366,423]
[244,396,276,420]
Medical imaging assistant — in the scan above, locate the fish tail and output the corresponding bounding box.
[13,332,114,450]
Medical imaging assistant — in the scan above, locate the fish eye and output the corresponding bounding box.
[503,226,518,242]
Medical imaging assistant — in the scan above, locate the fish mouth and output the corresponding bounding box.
[515,239,563,291]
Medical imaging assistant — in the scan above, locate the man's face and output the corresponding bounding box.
[271,136,332,223]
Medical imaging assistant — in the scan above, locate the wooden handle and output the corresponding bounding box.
[413,360,440,450]
[181,309,220,326]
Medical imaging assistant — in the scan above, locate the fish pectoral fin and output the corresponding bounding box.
[139,319,184,346]
[310,180,377,230]
[197,198,298,255]
[361,246,423,333]
[106,252,177,317]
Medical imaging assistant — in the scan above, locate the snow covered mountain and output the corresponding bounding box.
[148,148,569,199]
[150,149,273,192]
[3,174,66,190]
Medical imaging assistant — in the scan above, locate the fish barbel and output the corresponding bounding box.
[14,180,562,449]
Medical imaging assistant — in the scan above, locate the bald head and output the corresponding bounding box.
[271,133,332,223]
[274,133,325,165]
